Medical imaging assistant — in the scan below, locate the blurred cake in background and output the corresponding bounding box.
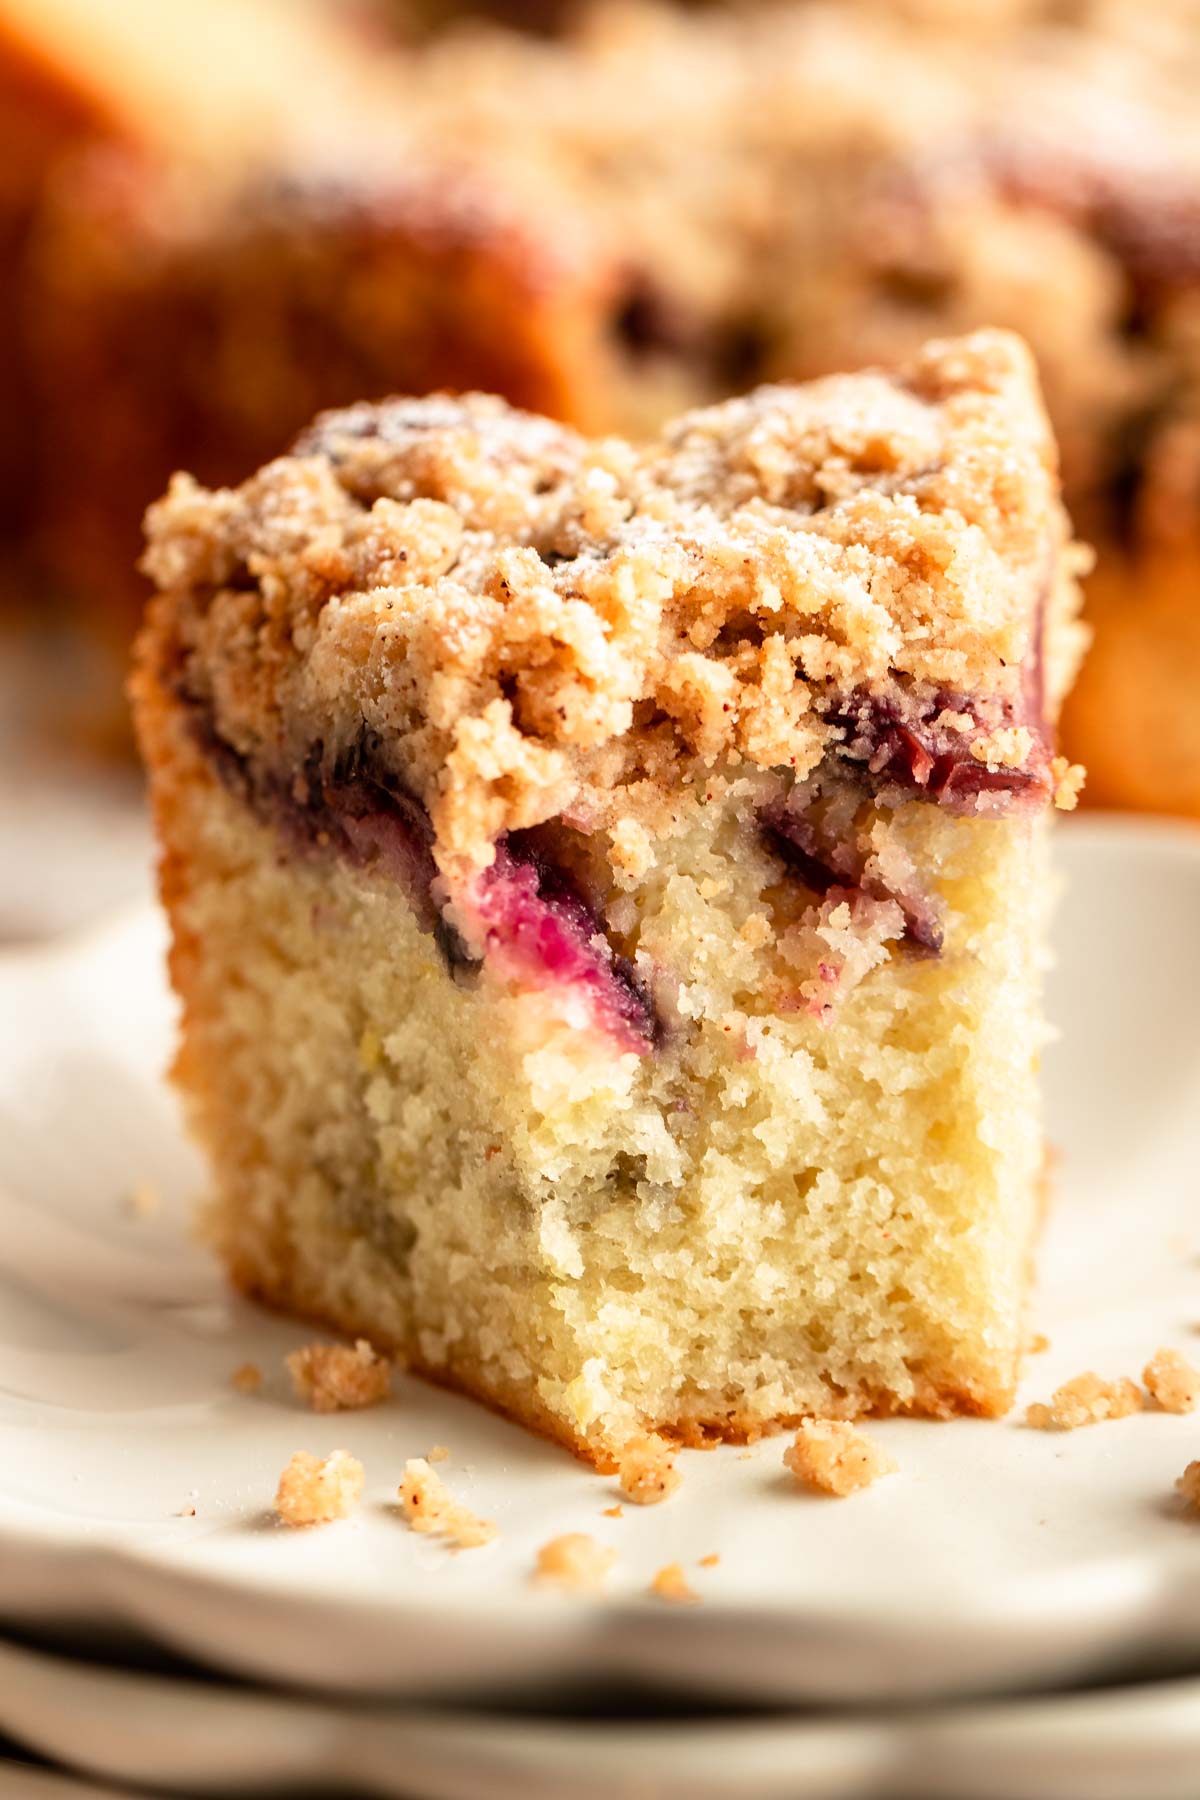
[2,0,1198,812]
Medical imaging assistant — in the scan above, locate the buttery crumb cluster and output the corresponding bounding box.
[1144,1348,1200,1415]
[649,1563,700,1604]
[533,1533,617,1593]
[1025,1347,1200,1431]
[142,331,1084,887]
[783,1419,897,1496]
[399,1457,497,1549]
[617,1434,682,1506]
[274,1450,365,1526]
[1025,1373,1143,1432]
[287,1338,393,1413]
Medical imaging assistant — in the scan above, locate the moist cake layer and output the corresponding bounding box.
[134,331,1084,1464]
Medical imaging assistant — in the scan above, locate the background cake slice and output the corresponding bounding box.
[133,331,1086,1466]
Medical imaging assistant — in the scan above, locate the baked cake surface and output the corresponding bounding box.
[134,330,1084,1465]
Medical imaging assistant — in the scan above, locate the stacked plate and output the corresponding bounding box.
[2,817,1199,1800]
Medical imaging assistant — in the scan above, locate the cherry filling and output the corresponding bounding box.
[822,691,1052,813]
[186,705,658,1052]
[763,805,943,954]
[470,839,659,1053]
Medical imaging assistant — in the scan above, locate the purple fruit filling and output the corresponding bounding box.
[764,805,943,954]
[186,703,658,1051]
[472,840,659,1053]
[822,690,1052,812]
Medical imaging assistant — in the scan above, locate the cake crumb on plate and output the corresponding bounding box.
[533,1534,616,1594]
[699,1552,720,1568]
[231,1362,262,1395]
[602,1504,623,1518]
[649,1562,700,1604]
[1026,1333,1051,1355]
[287,1338,391,1413]
[1144,1349,1200,1415]
[427,1445,450,1463]
[398,1458,496,1549]
[618,1435,682,1507]
[125,1181,160,1220]
[1177,1462,1200,1510]
[274,1450,364,1526]
[784,1420,897,1496]
[1025,1373,1143,1431]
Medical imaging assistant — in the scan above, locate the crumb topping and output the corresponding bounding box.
[648,1562,700,1604]
[617,1434,682,1506]
[1178,1461,1200,1510]
[398,1457,496,1548]
[126,1181,161,1219]
[1050,756,1086,810]
[141,331,1081,883]
[231,1361,262,1394]
[1025,1371,1143,1430]
[287,1337,393,1412]
[1144,1348,1200,1414]
[274,1449,364,1526]
[783,1418,897,1495]
[533,1532,616,1592]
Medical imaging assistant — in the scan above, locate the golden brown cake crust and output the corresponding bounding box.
[215,1238,1021,1468]
[141,329,1084,884]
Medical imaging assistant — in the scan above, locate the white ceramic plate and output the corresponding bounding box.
[0,1764,138,1800]
[2,1633,1200,1800]
[1,818,1199,1708]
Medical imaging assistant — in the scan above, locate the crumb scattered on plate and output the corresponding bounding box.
[398,1458,496,1549]
[533,1534,616,1594]
[1144,1348,1200,1415]
[427,1444,450,1463]
[231,1362,262,1395]
[274,1450,364,1526]
[1025,1372,1142,1431]
[287,1339,391,1413]
[783,1419,897,1496]
[125,1181,160,1220]
[1027,1332,1050,1354]
[602,1504,623,1518]
[1177,1461,1200,1510]
[649,1562,700,1604]
[618,1434,682,1507]
[698,1552,720,1569]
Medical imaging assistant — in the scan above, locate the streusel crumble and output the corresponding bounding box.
[2,0,1195,820]
[274,1449,365,1526]
[617,1435,682,1507]
[1025,1372,1143,1431]
[399,1457,497,1548]
[287,1338,393,1413]
[649,1562,700,1604]
[783,1419,898,1496]
[533,1533,617,1592]
[1144,1348,1200,1415]
[231,1361,262,1395]
[1177,1462,1200,1511]
[134,330,1084,1466]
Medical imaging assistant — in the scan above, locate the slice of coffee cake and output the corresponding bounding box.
[133,331,1086,1466]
